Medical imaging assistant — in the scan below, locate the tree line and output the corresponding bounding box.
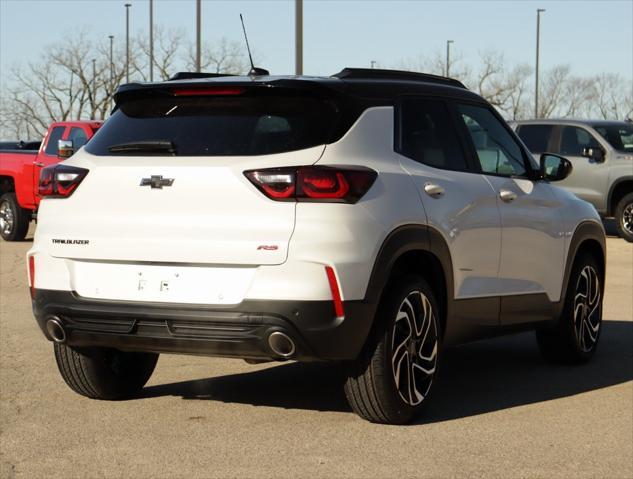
[1,28,631,140]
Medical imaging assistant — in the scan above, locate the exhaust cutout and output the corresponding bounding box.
[46,317,66,343]
[268,331,296,358]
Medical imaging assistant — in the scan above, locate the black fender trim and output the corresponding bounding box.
[363,225,455,312]
[607,176,633,216]
[557,220,606,317]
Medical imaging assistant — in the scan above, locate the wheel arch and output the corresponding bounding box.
[561,221,606,310]
[0,175,16,195]
[607,177,633,217]
[363,225,454,340]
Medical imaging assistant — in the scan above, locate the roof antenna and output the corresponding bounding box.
[240,14,269,77]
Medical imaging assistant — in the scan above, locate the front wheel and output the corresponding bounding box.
[54,344,159,400]
[536,254,603,363]
[615,192,633,242]
[344,275,440,424]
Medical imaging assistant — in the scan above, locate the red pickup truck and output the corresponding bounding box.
[0,121,102,241]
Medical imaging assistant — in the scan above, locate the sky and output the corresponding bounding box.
[1,0,632,82]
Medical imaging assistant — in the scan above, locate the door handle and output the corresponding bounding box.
[33,161,44,167]
[499,189,518,203]
[424,183,445,198]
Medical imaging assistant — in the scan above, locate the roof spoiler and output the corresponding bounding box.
[332,68,466,89]
[167,72,237,81]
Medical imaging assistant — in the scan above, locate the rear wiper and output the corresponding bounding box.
[108,140,176,155]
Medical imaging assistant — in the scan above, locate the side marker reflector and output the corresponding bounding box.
[325,266,344,318]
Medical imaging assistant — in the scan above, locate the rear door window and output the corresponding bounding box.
[397,97,469,171]
[86,92,339,156]
[68,127,89,149]
[516,125,554,153]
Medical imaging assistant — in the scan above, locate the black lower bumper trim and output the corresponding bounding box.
[32,290,376,361]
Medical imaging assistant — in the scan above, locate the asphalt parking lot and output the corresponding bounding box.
[1,227,631,479]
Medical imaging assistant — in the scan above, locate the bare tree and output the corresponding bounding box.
[591,73,632,120]
[133,26,186,81]
[186,37,251,74]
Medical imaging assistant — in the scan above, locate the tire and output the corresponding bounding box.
[54,344,159,400]
[614,192,633,243]
[344,275,440,424]
[536,254,603,364]
[0,192,30,241]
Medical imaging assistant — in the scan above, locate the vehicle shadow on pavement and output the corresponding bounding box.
[139,320,632,422]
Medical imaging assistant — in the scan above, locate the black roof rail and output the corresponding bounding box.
[167,72,236,81]
[332,68,466,89]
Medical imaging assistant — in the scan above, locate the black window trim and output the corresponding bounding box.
[393,94,478,174]
[449,100,538,180]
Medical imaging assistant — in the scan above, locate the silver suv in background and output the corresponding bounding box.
[513,119,633,242]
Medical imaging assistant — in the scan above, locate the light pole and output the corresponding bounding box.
[92,58,97,120]
[446,40,454,77]
[535,8,545,118]
[125,3,131,83]
[108,35,114,112]
[108,35,114,84]
[149,0,153,81]
[196,0,201,72]
[295,0,303,75]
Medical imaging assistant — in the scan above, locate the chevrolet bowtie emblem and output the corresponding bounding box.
[140,175,174,189]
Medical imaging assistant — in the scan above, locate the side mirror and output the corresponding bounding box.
[540,153,573,182]
[581,146,605,163]
[57,139,74,159]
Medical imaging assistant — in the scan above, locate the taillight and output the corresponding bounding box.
[244,166,376,203]
[28,255,35,299]
[39,165,88,198]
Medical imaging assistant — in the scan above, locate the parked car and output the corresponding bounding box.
[512,119,633,242]
[0,121,102,241]
[29,69,605,424]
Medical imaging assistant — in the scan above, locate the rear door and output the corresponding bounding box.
[396,97,501,324]
[551,125,610,213]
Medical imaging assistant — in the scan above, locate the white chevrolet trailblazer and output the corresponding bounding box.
[28,69,606,424]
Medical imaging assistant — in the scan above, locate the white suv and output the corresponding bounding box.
[28,69,606,424]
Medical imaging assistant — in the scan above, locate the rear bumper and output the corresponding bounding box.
[32,289,376,361]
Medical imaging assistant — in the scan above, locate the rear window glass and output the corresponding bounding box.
[86,93,339,156]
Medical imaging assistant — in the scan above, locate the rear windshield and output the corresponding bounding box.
[592,123,633,153]
[86,92,339,156]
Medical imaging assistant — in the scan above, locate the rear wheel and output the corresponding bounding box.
[344,275,440,424]
[0,193,30,241]
[54,344,158,400]
[536,254,603,363]
[615,192,633,242]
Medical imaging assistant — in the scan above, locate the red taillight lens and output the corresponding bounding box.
[244,166,376,203]
[28,255,35,299]
[172,87,245,96]
[38,165,88,198]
